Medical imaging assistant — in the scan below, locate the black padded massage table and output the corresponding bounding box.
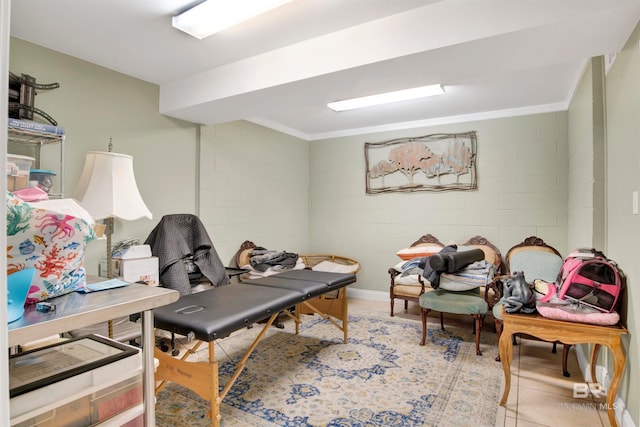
[245,269,353,342]
[153,269,356,427]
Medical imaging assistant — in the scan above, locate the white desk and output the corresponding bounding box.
[8,282,179,426]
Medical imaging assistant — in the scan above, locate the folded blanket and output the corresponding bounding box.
[439,260,497,291]
[243,259,306,279]
[399,258,424,277]
[250,249,299,272]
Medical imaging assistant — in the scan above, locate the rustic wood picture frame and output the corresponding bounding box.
[365,131,477,194]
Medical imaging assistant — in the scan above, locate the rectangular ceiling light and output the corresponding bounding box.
[327,84,445,112]
[173,0,294,39]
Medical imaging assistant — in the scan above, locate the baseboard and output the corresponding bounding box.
[574,344,592,381]
[574,345,635,427]
[346,288,388,302]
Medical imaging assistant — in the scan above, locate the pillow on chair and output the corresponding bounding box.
[312,260,360,274]
[396,245,441,260]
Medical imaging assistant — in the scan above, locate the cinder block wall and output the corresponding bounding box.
[198,121,310,266]
[310,113,569,293]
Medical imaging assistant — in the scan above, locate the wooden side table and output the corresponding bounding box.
[498,310,627,427]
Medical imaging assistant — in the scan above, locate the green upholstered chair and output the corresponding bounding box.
[418,236,502,356]
[492,236,570,375]
[420,288,488,355]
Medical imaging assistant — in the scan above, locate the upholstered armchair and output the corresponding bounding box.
[419,236,502,356]
[492,236,570,376]
[389,234,444,316]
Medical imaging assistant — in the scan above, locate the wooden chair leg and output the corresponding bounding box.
[494,318,503,362]
[420,307,429,345]
[473,315,485,335]
[404,299,408,310]
[473,314,482,355]
[552,342,557,353]
[390,298,395,317]
[562,344,571,377]
[439,312,444,330]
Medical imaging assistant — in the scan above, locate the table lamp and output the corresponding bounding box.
[73,150,153,279]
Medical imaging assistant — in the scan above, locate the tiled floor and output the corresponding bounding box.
[354,298,612,427]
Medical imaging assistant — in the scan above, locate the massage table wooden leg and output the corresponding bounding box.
[296,288,349,343]
[155,339,204,394]
[154,313,280,427]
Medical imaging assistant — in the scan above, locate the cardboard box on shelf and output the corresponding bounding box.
[7,175,29,192]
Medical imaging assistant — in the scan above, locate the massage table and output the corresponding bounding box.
[153,269,356,427]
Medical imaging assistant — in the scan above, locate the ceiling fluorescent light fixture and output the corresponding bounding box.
[173,0,294,39]
[327,84,445,112]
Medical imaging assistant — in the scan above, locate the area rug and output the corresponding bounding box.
[155,308,502,427]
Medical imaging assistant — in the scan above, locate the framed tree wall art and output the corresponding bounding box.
[365,131,477,194]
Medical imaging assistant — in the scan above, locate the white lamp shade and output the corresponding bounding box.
[73,151,152,221]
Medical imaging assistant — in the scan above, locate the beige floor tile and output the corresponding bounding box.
[494,404,508,427]
[500,377,519,409]
[512,419,553,427]
[517,377,574,402]
[597,408,614,427]
[515,388,604,426]
[515,342,582,398]
[516,340,569,367]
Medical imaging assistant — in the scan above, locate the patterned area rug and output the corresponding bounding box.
[155,308,502,427]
